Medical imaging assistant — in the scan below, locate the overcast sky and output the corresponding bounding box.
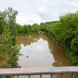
[0,0,78,25]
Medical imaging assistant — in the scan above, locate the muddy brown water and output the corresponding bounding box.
[16,34,78,78]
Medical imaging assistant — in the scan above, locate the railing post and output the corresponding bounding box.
[61,73,64,78]
[29,75,30,78]
[40,74,42,78]
[72,73,74,78]
[17,75,19,78]
[4,76,7,78]
[51,74,53,78]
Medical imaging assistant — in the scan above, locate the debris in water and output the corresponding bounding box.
[26,56,29,58]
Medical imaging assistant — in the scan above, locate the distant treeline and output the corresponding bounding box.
[16,23,41,35]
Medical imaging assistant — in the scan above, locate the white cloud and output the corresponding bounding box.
[40,0,52,6]
[62,9,68,13]
[65,1,78,8]
[60,9,68,15]
[34,0,52,6]
[64,1,78,12]
[0,0,78,25]
[16,15,42,25]
[37,5,47,14]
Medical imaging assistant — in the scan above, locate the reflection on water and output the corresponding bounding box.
[16,34,78,78]
[18,38,54,67]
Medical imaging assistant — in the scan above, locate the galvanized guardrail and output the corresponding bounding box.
[0,66,78,78]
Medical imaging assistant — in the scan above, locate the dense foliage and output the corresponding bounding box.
[40,13,78,65]
[16,23,41,35]
[53,13,78,65]
[0,7,20,68]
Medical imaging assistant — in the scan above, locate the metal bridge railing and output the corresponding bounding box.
[0,66,78,78]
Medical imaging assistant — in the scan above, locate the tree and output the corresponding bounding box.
[32,23,40,32]
[0,12,6,34]
[3,7,18,36]
[0,7,20,68]
[0,28,20,68]
[53,12,78,65]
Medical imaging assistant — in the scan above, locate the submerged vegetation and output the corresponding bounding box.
[0,7,78,68]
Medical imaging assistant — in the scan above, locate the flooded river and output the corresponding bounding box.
[16,34,77,78]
